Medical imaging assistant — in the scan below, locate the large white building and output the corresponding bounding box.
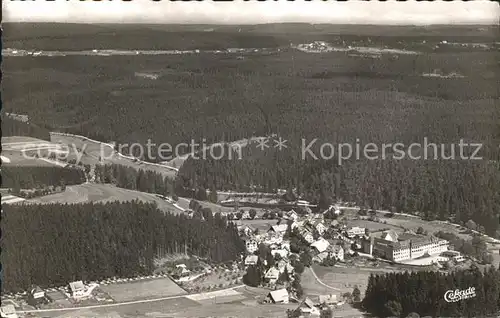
[346,226,366,238]
[373,231,449,262]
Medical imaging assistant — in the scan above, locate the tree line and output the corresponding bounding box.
[178,149,500,238]
[1,201,245,292]
[2,166,86,190]
[362,265,500,317]
[93,164,174,196]
[2,115,50,140]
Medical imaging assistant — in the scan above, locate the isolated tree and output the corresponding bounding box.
[249,209,257,220]
[385,300,402,317]
[416,227,425,235]
[277,267,290,284]
[466,219,478,231]
[352,286,361,302]
[300,251,312,267]
[243,266,261,287]
[482,253,493,265]
[208,187,218,203]
[293,261,305,274]
[320,308,333,318]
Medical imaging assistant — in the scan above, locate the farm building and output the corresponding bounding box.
[319,294,338,305]
[0,305,17,318]
[267,288,289,304]
[311,238,330,254]
[69,280,86,298]
[245,255,258,266]
[297,297,320,316]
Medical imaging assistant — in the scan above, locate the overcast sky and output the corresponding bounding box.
[3,0,499,25]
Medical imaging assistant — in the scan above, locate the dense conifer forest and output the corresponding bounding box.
[362,266,500,317]
[93,163,174,195]
[1,201,244,292]
[4,28,499,240]
[2,115,51,140]
[2,166,86,189]
[177,144,500,237]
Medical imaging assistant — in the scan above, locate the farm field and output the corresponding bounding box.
[305,264,422,297]
[24,286,296,318]
[50,133,178,179]
[100,277,187,302]
[1,136,70,167]
[182,269,244,293]
[27,297,201,318]
[24,183,185,214]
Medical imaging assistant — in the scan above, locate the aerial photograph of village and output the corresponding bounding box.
[1,1,500,318]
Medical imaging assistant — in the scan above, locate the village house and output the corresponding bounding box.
[313,251,329,263]
[0,305,18,318]
[346,226,366,238]
[271,249,289,259]
[311,219,327,236]
[439,250,465,263]
[324,205,341,216]
[30,285,45,300]
[245,239,258,254]
[285,210,299,221]
[330,219,340,228]
[280,240,291,251]
[266,288,289,304]
[176,264,191,276]
[264,267,281,284]
[245,255,259,266]
[239,225,254,237]
[319,294,338,305]
[331,245,345,261]
[68,280,87,298]
[297,297,321,316]
[277,260,294,274]
[28,285,46,306]
[241,210,251,220]
[269,224,288,235]
[311,238,330,254]
[264,234,284,245]
[291,220,304,230]
[299,229,314,244]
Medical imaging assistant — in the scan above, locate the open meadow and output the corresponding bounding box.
[2,136,70,167]
[50,133,178,179]
[25,183,185,214]
[100,277,187,302]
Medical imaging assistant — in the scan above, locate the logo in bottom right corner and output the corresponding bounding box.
[444,287,477,303]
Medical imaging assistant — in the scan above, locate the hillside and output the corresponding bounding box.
[3,23,499,238]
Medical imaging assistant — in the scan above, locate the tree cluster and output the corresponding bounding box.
[434,231,494,264]
[2,115,50,140]
[94,164,174,196]
[2,166,85,190]
[363,266,500,317]
[2,201,245,292]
